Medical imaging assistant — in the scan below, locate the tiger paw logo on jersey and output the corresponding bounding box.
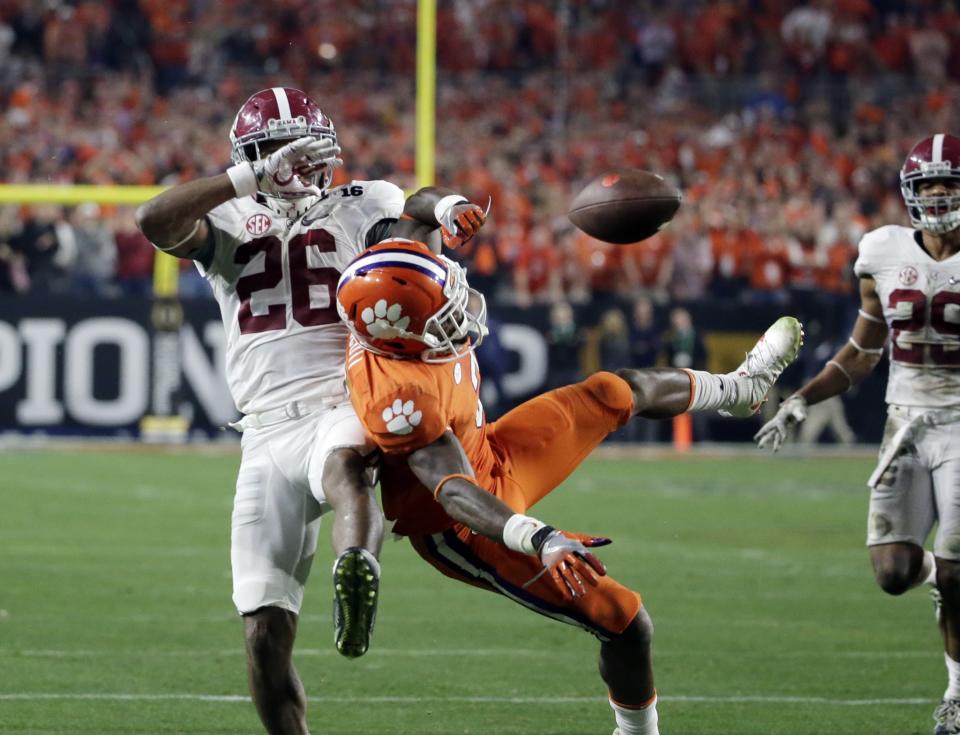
[382,399,422,435]
[361,299,411,339]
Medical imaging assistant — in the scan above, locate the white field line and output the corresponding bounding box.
[3,648,935,660]
[0,436,881,460]
[0,692,934,706]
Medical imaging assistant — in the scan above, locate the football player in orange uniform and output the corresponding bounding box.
[336,240,803,735]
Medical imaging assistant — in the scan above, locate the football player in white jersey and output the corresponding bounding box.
[135,87,486,735]
[756,133,960,735]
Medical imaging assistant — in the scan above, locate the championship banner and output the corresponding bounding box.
[0,297,552,437]
[0,297,235,436]
[0,295,887,441]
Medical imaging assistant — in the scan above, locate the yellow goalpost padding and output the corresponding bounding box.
[0,184,167,205]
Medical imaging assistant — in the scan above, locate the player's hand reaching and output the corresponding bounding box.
[438,199,489,249]
[253,136,337,199]
[754,395,808,453]
[524,528,610,600]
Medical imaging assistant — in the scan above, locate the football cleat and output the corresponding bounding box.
[719,316,804,418]
[934,698,960,734]
[332,547,380,659]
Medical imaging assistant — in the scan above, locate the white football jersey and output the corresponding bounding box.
[200,180,404,415]
[854,225,960,407]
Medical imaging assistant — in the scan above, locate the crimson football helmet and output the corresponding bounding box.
[336,240,488,363]
[900,133,960,234]
[230,87,339,195]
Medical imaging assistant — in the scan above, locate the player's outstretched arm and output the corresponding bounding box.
[135,174,235,260]
[756,276,887,452]
[136,136,335,259]
[407,431,609,599]
[393,187,487,252]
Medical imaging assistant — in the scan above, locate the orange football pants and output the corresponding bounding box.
[409,372,641,640]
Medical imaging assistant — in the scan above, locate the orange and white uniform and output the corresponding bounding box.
[346,336,642,640]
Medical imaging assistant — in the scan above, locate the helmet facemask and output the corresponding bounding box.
[230,108,340,218]
[421,258,488,363]
[901,163,960,235]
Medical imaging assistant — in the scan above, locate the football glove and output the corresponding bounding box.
[293,137,342,177]
[523,528,610,600]
[439,198,490,249]
[253,136,336,199]
[754,394,808,453]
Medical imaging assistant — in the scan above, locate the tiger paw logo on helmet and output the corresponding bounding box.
[362,299,410,339]
[382,399,422,435]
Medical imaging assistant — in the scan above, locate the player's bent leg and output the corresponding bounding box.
[244,606,310,735]
[937,560,960,663]
[322,447,383,557]
[614,368,691,419]
[321,448,382,659]
[615,316,802,421]
[600,607,655,704]
[870,542,928,596]
[934,560,960,734]
[603,608,660,735]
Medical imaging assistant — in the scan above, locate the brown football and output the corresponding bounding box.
[568,169,682,244]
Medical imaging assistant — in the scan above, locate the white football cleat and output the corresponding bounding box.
[719,316,804,418]
[934,698,960,734]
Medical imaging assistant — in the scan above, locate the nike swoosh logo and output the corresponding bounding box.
[301,213,329,226]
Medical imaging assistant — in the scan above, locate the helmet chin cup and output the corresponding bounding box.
[261,192,320,218]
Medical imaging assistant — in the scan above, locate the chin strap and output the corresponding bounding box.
[262,193,322,220]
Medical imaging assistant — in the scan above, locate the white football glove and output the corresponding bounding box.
[253,136,339,199]
[754,395,808,453]
[292,136,343,177]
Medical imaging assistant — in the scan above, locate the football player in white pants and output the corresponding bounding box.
[135,87,486,735]
[756,133,960,735]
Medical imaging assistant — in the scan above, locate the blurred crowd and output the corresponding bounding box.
[1,0,959,304]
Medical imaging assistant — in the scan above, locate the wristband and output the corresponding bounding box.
[826,360,853,389]
[530,525,557,553]
[848,336,884,355]
[433,194,469,229]
[502,513,547,555]
[227,162,258,198]
[858,309,885,325]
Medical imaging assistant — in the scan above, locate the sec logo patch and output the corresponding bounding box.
[246,214,272,235]
[899,266,918,286]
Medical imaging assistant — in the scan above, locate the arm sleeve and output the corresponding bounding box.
[364,217,399,248]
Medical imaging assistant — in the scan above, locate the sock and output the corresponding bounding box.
[683,369,739,412]
[922,551,937,587]
[609,694,659,735]
[945,654,960,701]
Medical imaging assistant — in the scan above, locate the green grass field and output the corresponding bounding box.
[0,447,945,734]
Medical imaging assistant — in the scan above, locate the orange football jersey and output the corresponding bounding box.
[346,336,499,535]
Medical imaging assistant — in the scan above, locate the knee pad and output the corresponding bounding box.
[584,371,635,417]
